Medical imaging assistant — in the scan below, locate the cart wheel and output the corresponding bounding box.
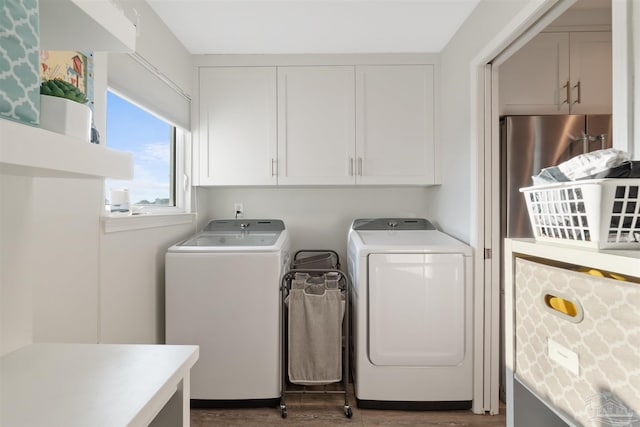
[280,405,288,418]
[345,406,352,418]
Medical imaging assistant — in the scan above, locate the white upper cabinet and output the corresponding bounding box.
[277,64,436,186]
[500,31,611,115]
[277,66,356,185]
[194,58,438,186]
[568,32,612,115]
[355,65,435,185]
[500,33,571,114]
[197,67,277,186]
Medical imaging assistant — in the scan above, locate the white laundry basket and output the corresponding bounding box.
[520,179,640,249]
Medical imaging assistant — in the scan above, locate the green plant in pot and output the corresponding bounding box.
[40,79,88,104]
[39,79,91,141]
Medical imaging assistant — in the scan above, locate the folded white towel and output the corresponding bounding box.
[557,148,630,181]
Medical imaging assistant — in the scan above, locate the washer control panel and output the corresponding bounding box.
[352,218,435,231]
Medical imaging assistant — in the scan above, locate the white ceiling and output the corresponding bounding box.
[146,0,482,55]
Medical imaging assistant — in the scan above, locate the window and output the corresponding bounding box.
[103,52,192,228]
[105,90,189,215]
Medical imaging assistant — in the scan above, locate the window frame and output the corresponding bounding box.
[102,88,193,231]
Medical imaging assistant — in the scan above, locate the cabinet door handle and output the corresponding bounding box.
[562,81,570,104]
[573,81,581,104]
[357,157,363,176]
[271,158,277,176]
[349,157,354,176]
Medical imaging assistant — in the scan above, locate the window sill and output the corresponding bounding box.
[102,212,195,233]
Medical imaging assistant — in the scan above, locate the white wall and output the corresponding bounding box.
[546,2,611,28]
[435,0,548,244]
[118,0,192,95]
[0,1,194,355]
[95,0,197,344]
[195,2,549,261]
[0,0,581,356]
[635,0,640,158]
[1,174,35,354]
[612,0,640,158]
[200,186,434,262]
[99,223,195,344]
[0,170,196,354]
[0,175,103,354]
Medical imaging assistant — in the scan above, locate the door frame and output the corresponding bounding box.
[474,0,636,417]
[470,0,577,415]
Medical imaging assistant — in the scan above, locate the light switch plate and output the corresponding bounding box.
[548,337,579,376]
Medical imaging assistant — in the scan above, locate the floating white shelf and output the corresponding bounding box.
[0,119,133,179]
[39,0,136,52]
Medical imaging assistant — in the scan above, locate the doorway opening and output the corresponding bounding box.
[472,0,621,418]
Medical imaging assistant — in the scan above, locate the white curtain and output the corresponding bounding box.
[107,53,190,130]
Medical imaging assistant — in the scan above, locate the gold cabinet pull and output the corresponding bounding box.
[573,81,581,104]
[562,81,570,104]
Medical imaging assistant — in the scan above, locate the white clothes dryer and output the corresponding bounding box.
[166,219,290,406]
[347,218,473,410]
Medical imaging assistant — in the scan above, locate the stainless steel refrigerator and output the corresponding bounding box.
[500,114,612,239]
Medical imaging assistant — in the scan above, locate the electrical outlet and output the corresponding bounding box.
[234,203,244,218]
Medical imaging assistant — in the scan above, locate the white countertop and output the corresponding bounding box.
[0,343,199,427]
[506,238,640,278]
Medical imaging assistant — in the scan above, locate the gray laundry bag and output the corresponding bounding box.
[287,275,344,385]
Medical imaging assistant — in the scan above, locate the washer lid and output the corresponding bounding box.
[352,218,435,231]
[169,219,288,252]
[169,229,289,252]
[351,229,472,256]
[180,231,281,247]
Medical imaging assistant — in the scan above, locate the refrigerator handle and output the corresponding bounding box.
[598,134,607,150]
[576,132,592,154]
[578,132,607,153]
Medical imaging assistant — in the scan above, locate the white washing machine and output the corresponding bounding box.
[347,218,473,409]
[166,219,290,405]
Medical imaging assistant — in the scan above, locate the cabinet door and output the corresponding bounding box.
[569,32,612,115]
[355,65,435,185]
[277,66,356,185]
[500,33,570,115]
[198,67,277,185]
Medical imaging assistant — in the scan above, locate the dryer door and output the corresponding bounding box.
[368,252,465,366]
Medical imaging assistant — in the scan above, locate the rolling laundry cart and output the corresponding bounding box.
[280,250,352,418]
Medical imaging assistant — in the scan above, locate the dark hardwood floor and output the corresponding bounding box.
[191,386,506,426]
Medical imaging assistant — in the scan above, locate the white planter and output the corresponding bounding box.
[40,95,91,142]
